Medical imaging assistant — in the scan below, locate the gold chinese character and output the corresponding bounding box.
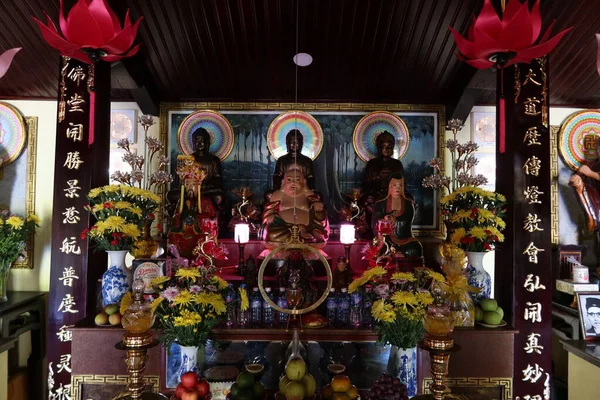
[524,274,546,293]
[524,332,543,354]
[60,237,81,255]
[523,156,542,176]
[524,97,542,116]
[66,93,85,113]
[62,207,80,224]
[56,354,72,373]
[524,302,542,323]
[522,395,542,400]
[67,66,86,85]
[523,213,543,233]
[523,242,545,264]
[57,294,79,313]
[64,179,81,198]
[63,152,84,170]
[523,68,542,86]
[66,123,84,142]
[59,266,80,287]
[50,383,71,400]
[523,127,541,146]
[523,186,544,204]
[522,363,544,383]
[56,325,74,342]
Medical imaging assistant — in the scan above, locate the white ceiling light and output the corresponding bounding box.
[293,53,313,67]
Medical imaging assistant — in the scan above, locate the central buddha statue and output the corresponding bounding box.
[273,129,315,190]
[261,167,329,247]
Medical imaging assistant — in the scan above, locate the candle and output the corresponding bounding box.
[179,184,184,213]
[234,223,250,244]
[340,224,356,244]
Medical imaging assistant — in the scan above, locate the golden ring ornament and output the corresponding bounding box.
[177,110,235,161]
[258,242,332,315]
[266,110,324,160]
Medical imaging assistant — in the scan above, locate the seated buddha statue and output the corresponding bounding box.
[261,167,329,247]
[363,131,405,201]
[167,127,224,259]
[371,173,423,259]
[273,129,315,190]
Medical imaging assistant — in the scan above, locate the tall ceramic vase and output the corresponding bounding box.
[178,344,205,381]
[466,251,491,305]
[101,250,132,307]
[0,259,14,303]
[386,345,417,398]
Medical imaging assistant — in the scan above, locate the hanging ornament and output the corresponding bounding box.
[596,33,600,78]
[34,0,143,145]
[0,48,21,80]
[449,0,572,153]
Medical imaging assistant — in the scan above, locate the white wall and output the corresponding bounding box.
[1,100,155,292]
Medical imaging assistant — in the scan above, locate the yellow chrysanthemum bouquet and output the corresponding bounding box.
[440,186,507,252]
[348,266,445,349]
[149,267,229,348]
[82,185,160,251]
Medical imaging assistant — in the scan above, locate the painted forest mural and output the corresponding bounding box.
[167,109,439,235]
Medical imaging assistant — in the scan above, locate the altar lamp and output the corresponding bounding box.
[235,223,250,275]
[340,223,356,262]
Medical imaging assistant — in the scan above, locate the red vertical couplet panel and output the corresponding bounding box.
[46,56,110,399]
[497,58,552,399]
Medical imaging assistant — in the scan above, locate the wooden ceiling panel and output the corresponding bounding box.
[0,0,597,108]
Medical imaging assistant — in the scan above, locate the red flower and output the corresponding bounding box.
[483,243,492,251]
[148,213,155,220]
[103,202,112,209]
[449,0,572,69]
[80,228,89,239]
[110,239,118,245]
[33,0,143,64]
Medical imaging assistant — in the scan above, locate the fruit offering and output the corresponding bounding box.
[94,303,122,326]
[321,373,357,400]
[475,298,504,326]
[278,358,316,400]
[175,372,211,400]
[365,374,408,400]
[229,370,266,400]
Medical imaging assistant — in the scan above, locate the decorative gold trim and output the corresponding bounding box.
[160,102,446,238]
[12,116,37,269]
[422,377,512,400]
[550,125,559,245]
[71,374,160,400]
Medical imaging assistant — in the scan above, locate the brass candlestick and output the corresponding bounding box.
[411,335,460,400]
[111,280,168,400]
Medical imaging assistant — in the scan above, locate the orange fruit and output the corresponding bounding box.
[321,384,334,400]
[331,393,350,400]
[330,375,352,393]
[347,385,358,400]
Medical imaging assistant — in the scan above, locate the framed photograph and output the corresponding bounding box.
[161,103,444,237]
[471,112,496,147]
[577,292,600,340]
[110,109,137,144]
[0,116,37,269]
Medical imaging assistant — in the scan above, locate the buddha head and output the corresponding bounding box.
[282,167,307,197]
[286,129,304,154]
[388,172,406,199]
[375,131,396,158]
[192,127,211,153]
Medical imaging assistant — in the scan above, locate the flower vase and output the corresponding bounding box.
[466,251,491,305]
[0,259,14,303]
[178,344,205,382]
[386,345,417,398]
[132,219,158,259]
[101,250,132,307]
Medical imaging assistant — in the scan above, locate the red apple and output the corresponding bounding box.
[175,384,186,399]
[195,380,210,397]
[181,389,200,400]
[180,371,199,389]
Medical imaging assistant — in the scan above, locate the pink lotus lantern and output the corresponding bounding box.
[449,0,571,153]
[0,48,21,80]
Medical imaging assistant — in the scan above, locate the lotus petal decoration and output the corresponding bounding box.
[34,0,143,64]
[449,0,572,69]
[0,48,21,79]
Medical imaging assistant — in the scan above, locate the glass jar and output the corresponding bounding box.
[122,279,156,333]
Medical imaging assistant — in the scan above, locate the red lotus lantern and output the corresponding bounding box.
[449,0,572,153]
[34,0,143,64]
[0,48,21,80]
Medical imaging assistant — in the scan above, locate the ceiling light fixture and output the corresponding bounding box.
[293,53,313,67]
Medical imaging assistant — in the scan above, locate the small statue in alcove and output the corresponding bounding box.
[332,256,354,290]
[241,255,258,289]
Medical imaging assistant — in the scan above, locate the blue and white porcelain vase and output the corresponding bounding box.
[101,250,132,307]
[178,344,204,382]
[466,251,491,305]
[387,345,417,398]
